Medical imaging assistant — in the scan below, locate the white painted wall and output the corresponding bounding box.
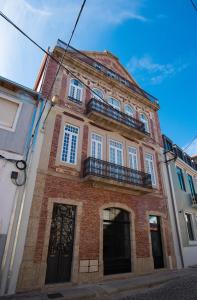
[182,246,197,267]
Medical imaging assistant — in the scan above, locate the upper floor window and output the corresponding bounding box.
[145,153,156,186]
[108,98,120,111]
[124,104,135,117]
[0,97,22,132]
[128,147,138,170]
[176,166,186,191]
[61,124,79,164]
[187,174,195,196]
[92,88,104,101]
[109,140,123,165]
[91,133,102,160]
[69,79,83,102]
[185,213,195,241]
[140,113,149,133]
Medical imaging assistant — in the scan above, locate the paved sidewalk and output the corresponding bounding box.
[0,268,196,300]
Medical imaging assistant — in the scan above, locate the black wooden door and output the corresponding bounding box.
[103,208,131,275]
[149,215,164,269]
[45,203,76,284]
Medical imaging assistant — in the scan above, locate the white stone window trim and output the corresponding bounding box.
[68,78,83,102]
[128,146,138,170]
[108,97,121,111]
[0,92,23,132]
[61,123,79,165]
[140,112,150,133]
[184,211,197,243]
[109,139,124,166]
[91,132,103,160]
[92,88,104,101]
[124,104,135,117]
[144,152,156,186]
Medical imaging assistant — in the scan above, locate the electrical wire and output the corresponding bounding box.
[183,135,197,152]
[0,10,115,108]
[190,0,197,11]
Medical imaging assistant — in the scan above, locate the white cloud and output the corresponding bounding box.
[127,55,188,85]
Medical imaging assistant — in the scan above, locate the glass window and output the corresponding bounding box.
[140,113,149,133]
[109,140,123,165]
[145,153,156,186]
[187,174,195,196]
[61,124,79,164]
[108,98,120,111]
[128,147,138,170]
[176,167,186,191]
[0,97,20,130]
[185,213,195,241]
[91,133,102,160]
[69,79,83,102]
[92,88,104,101]
[125,104,134,117]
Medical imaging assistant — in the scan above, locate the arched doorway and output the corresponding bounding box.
[103,207,131,275]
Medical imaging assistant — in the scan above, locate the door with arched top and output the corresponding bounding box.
[103,208,131,275]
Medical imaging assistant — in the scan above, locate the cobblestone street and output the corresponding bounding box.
[113,268,197,300]
[1,268,197,300]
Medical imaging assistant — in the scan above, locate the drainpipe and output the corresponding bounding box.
[164,151,184,268]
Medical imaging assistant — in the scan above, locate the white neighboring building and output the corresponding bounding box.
[162,135,197,268]
[0,76,50,295]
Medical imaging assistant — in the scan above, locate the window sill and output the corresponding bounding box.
[188,241,197,246]
[68,96,82,105]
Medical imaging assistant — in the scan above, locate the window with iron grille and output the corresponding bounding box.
[61,124,79,164]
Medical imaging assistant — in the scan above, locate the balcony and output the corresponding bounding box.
[191,194,197,208]
[83,157,153,195]
[87,98,149,140]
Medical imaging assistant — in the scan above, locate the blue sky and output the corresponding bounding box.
[0,0,196,154]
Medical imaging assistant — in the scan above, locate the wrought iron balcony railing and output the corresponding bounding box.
[84,157,152,188]
[87,98,148,135]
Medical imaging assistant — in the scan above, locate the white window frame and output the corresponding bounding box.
[68,79,83,102]
[92,88,104,101]
[124,104,135,117]
[61,124,79,165]
[108,98,120,111]
[91,133,103,160]
[128,146,138,170]
[140,113,150,133]
[145,152,156,186]
[0,93,22,132]
[109,139,123,166]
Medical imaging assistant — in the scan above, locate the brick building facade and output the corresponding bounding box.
[17,40,175,292]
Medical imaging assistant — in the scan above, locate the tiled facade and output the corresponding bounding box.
[17,41,175,292]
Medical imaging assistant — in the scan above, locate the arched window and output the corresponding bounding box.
[140,113,149,133]
[69,79,83,102]
[124,104,135,117]
[92,88,104,101]
[108,98,120,111]
[103,207,131,275]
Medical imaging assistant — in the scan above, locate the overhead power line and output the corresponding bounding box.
[0,9,105,105]
[183,135,197,152]
[190,0,197,11]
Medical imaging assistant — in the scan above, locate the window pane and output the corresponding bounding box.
[187,174,195,196]
[185,213,194,241]
[145,153,156,185]
[176,167,186,191]
[0,98,19,128]
[61,133,69,162]
[125,104,134,117]
[62,125,79,164]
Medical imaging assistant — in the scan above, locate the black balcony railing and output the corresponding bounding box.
[87,98,149,135]
[162,135,197,172]
[84,157,152,188]
[56,39,159,106]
